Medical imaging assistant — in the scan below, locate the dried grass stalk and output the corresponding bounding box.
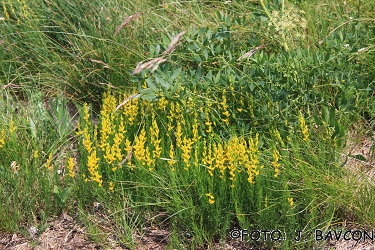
[131,57,167,75]
[115,93,141,112]
[89,58,111,69]
[114,12,141,36]
[161,30,186,56]
[237,44,266,61]
[3,83,21,89]
[119,146,133,167]
[131,30,186,75]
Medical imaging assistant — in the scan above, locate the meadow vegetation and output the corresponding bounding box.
[1,0,375,249]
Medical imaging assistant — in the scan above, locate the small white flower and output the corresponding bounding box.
[344,44,350,48]
[29,226,38,238]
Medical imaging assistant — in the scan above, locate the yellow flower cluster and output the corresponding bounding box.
[181,136,193,170]
[168,143,176,171]
[67,157,75,178]
[77,91,268,192]
[299,112,309,141]
[104,117,125,166]
[76,104,102,186]
[288,197,294,207]
[167,102,176,132]
[3,4,10,19]
[87,149,102,186]
[226,137,239,187]
[201,134,263,188]
[77,104,93,153]
[100,92,116,150]
[157,97,168,111]
[109,181,114,193]
[45,153,53,170]
[175,121,183,148]
[122,93,139,126]
[272,128,285,147]
[246,133,263,184]
[133,128,147,166]
[204,107,213,134]
[220,90,230,125]
[191,114,200,168]
[206,193,215,205]
[0,129,5,148]
[150,114,162,161]
[202,141,214,176]
[2,0,34,23]
[272,149,281,177]
[9,120,16,133]
[214,143,226,179]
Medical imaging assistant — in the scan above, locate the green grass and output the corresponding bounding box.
[1,0,375,249]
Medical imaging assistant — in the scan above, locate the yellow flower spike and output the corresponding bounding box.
[87,150,102,186]
[272,149,281,177]
[193,146,199,167]
[246,133,263,184]
[99,93,116,151]
[206,142,214,176]
[122,93,139,126]
[214,143,226,179]
[67,157,75,178]
[150,113,162,161]
[100,116,112,150]
[272,128,285,147]
[168,143,176,170]
[114,119,126,161]
[133,128,147,165]
[3,4,9,19]
[145,147,153,169]
[0,129,5,148]
[175,121,183,148]
[206,193,215,205]
[288,197,294,207]
[109,182,114,193]
[158,97,168,111]
[83,173,88,182]
[226,139,237,187]
[33,150,39,159]
[192,114,200,144]
[9,120,16,133]
[104,117,126,165]
[45,153,53,170]
[83,103,90,122]
[299,112,309,141]
[201,140,208,164]
[82,128,93,153]
[101,92,117,114]
[181,136,193,170]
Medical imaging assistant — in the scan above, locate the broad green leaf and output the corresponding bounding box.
[170,67,182,82]
[161,33,170,47]
[350,154,367,161]
[60,187,73,203]
[29,117,37,138]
